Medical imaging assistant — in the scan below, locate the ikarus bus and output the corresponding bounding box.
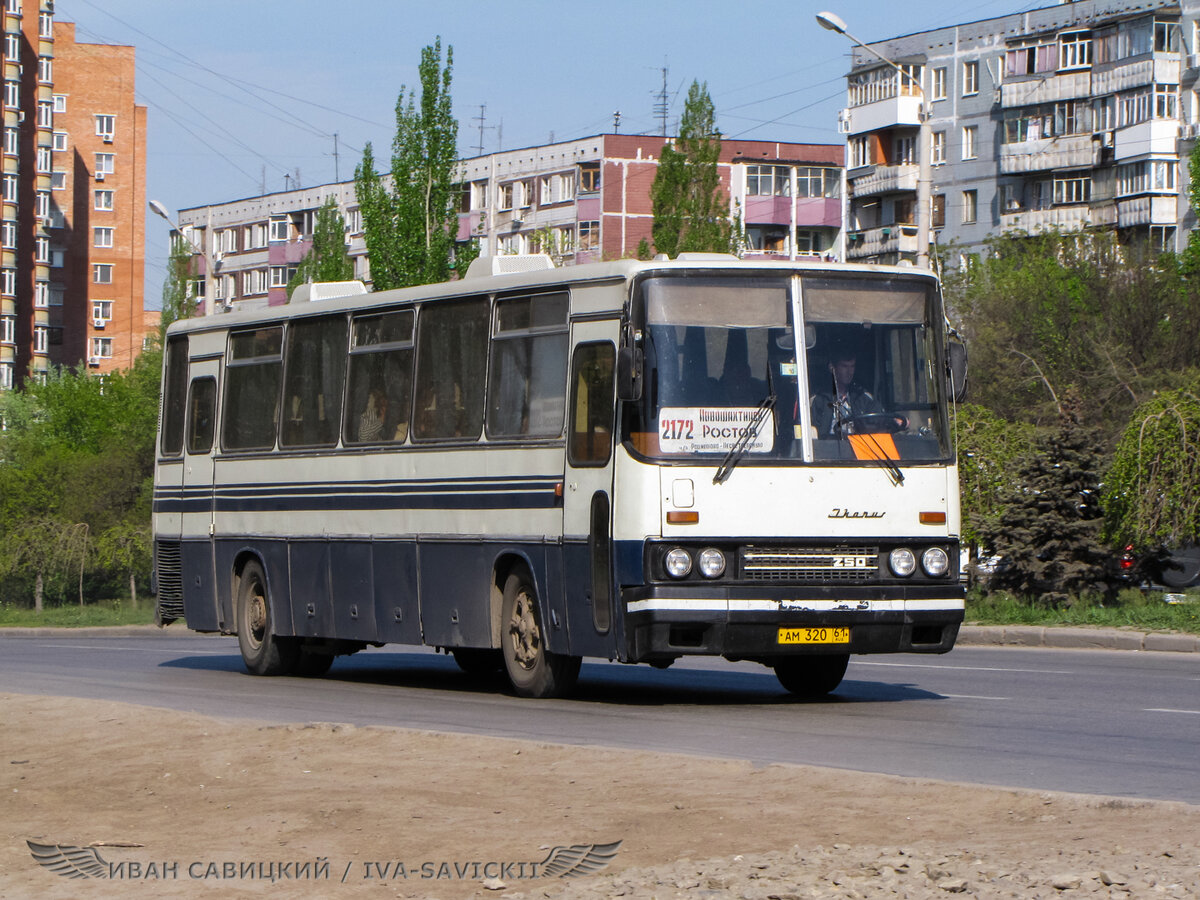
[153,253,967,698]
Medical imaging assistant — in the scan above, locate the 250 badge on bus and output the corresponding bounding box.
[658,407,774,454]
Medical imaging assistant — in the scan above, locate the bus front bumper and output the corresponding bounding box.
[621,584,964,663]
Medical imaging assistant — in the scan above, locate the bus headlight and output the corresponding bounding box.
[922,547,950,577]
[889,548,916,577]
[697,548,726,579]
[664,547,692,578]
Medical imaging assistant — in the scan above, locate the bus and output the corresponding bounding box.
[153,253,966,698]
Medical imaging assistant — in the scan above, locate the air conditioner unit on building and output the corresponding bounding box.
[95,171,105,181]
[92,316,106,329]
[1183,123,1200,140]
[1098,130,1114,147]
[837,109,851,134]
[87,356,101,367]
[1189,52,1200,70]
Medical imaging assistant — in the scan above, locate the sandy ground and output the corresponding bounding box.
[2,691,1198,900]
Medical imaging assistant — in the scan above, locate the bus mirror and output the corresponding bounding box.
[617,346,643,401]
[946,335,968,403]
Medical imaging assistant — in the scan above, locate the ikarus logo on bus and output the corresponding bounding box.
[658,407,774,454]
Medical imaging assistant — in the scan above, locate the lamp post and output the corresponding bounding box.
[149,199,215,317]
[817,11,932,269]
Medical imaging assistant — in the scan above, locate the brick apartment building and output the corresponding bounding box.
[0,0,146,391]
[175,134,843,312]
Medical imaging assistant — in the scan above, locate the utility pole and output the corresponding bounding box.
[472,104,496,156]
[613,110,622,133]
[653,64,670,136]
[332,132,340,182]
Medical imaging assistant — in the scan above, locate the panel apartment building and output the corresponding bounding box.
[0,1,146,391]
[838,0,1197,266]
[174,134,842,311]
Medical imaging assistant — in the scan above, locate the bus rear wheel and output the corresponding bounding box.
[501,570,580,698]
[773,654,849,698]
[236,560,298,676]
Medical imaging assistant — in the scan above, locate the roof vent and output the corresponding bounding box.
[288,280,368,303]
[464,254,555,279]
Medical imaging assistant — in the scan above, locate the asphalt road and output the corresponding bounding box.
[1,632,1197,804]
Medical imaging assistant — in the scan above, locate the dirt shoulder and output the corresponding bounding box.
[2,692,1197,899]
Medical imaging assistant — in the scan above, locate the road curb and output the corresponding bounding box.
[958,625,1199,653]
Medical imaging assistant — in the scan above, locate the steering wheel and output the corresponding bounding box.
[845,413,906,434]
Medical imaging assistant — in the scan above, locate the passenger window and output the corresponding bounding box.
[487,292,568,438]
[568,341,615,466]
[187,377,216,454]
[413,297,488,441]
[222,326,283,451]
[280,315,348,448]
[160,336,188,456]
[344,309,414,445]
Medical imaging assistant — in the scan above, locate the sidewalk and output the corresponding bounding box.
[958,624,1200,653]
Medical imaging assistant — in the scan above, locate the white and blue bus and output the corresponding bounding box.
[153,254,966,698]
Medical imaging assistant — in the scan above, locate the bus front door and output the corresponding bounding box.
[179,359,221,632]
[562,325,618,658]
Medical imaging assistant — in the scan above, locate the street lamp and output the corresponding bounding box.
[817,11,932,269]
[149,199,215,317]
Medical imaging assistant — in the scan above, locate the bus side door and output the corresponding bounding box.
[179,358,221,631]
[561,322,618,658]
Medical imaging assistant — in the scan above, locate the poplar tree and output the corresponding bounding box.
[650,80,733,257]
[287,196,354,294]
[355,38,461,290]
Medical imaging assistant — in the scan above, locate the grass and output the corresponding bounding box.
[966,588,1200,635]
[0,599,157,628]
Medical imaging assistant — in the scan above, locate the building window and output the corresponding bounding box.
[216,228,237,253]
[931,194,946,228]
[95,114,115,141]
[243,222,267,249]
[796,167,839,198]
[0,221,15,249]
[469,180,488,209]
[92,299,113,322]
[1059,32,1093,70]
[345,207,362,233]
[961,190,978,224]
[579,163,600,193]
[498,182,514,211]
[50,285,63,306]
[51,130,67,151]
[2,175,15,202]
[962,125,977,160]
[35,190,49,220]
[34,325,48,354]
[94,189,114,211]
[932,67,947,100]
[1053,175,1090,204]
[1,314,13,344]
[91,337,113,359]
[849,136,871,168]
[0,268,13,295]
[94,226,114,248]
[36,146,51,173]
[52,94,66,113]
[38,11,53,39]
[578,220,599,251]
[1155,21,1180,53]
[94,153,115,176]
[4,83,18,109]
[0,361,11,389]
[38,57,51,83]
[35,236,49,262]
[1155,84,1178,119]
[37,100,52,128]
[242,268,267,295]
[35,283,49,308]
[269,265,295,288]
[931,131,946,165]
[962,61,979,96]
[746,164,791,197]
[50,171,66,190]
[1150,225,1176,252]
[93,263,114,284]
[3,33,17,57]
[268,215,289,242]
[3,128,17,155]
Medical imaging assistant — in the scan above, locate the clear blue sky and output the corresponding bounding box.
[58,0,1037,301]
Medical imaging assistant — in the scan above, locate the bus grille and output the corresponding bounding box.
[740,545,879,583]
[155,540,185,620]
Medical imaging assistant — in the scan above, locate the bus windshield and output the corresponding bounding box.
[625,272,952,464]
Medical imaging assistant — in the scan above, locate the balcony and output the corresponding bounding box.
[845,224,918,260]
[1001,71,1091,108]
[1000,204,1092,234]
[999,134,1096,174]
[1114,120,1179,159]
[1117,194,1177,227]
[1091,56,1181,95]
[849,164,918,198]
[843,94,922,137]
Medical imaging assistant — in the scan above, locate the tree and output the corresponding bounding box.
[287,196,355,294]
[650,81,733,258]
[979,392,1110,606]
[355,38,462,290]
[955,403,1036,556]
[159,235,195,342]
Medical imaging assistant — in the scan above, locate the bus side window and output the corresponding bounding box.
[568,342,615,467]
[187,377,217,455]
[413,297,488,441]
[223,327,283,451]
[280,315,347,448]
[487,292,568,439]
[344,309,414,445]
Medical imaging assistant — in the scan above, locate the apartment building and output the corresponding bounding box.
[0,1,146,390]
[837,0,1196,265]
[175,134,842,311]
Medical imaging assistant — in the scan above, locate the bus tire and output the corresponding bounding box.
[451,647,503,676]
[773,654,849,697]
[236,560,299,676]
[501,570,580,698]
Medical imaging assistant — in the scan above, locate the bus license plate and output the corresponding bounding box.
[778,626,850,645]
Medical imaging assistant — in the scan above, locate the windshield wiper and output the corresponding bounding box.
[852,432,905,487]
[713,392,775,485]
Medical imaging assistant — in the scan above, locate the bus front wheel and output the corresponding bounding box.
[236,560,299,676]
[501,570,580,698]
[773,654,849,698]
